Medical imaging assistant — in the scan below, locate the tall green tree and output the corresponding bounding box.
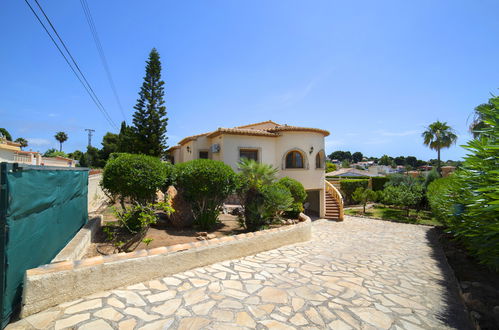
[0,128,12,141]
[117,121,135,153]
[352,151,363,163]
[422,121,457,174]
[132,48,168,157]
[14,137,28,150]
[99,132,119,162]
[54,131,68,152]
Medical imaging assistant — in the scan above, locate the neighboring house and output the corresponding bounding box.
[0,138,77,167]
[168,120,340,218]
[368,165,399,176]
[325,167,380,177]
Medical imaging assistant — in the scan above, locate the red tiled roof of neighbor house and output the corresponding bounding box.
[177,132,210,146]
[267,125,330,136]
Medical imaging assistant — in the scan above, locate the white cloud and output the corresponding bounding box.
[27,138,50,146]
[48,113,58,117]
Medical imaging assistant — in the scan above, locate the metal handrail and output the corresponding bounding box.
[325,180,344,221]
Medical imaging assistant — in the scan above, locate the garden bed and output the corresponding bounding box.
[438,229,499,330]
[83,205,299,258]
[345,204,442,226]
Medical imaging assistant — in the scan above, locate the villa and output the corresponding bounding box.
[168,120,343,219]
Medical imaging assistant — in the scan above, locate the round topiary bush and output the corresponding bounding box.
[102,153,171,205]
[174,159,238,230]
[278,177,307,218]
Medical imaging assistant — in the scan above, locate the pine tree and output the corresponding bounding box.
[132,48,168,157]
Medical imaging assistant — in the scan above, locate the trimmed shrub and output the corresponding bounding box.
[340,179,369,205]
[278,177,307,218]
[427,177,456,221]
[102,153,171,205]
[371,177,389,191]
[174,159,238,230]
[325,162,337,173]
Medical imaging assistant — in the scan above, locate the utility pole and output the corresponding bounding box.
[84,129,95,148]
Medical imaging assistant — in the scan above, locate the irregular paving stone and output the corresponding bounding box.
[23,310,60,329]
[118,318,137,330]
[146,290,176,303]
[78,319,113,330]
[212,310,234,322]
[151,298,182,316]
[258,287,288,304]
[289,312,308,326]
[64,299,102,314]
[113,290,146,307]
[191,300,216,315]
[137,318,174,330]
[93,307,123,322]
[107,297,125,309]
[177,317,210,330]
[259,319,295,329]
[54,313,90,330]
[123,308,159,322]
[349,307,393,329]
[235,311,256,327]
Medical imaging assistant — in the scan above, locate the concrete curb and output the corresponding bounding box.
[51,215,103,263]
[21,214,312,318]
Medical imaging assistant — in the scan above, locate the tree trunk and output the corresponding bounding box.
[437,148,441,175]
[363,203,366,214]
[59,142,62,152]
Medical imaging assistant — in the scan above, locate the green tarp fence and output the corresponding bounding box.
[0,163,89,328]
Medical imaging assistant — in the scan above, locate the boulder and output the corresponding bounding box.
[166,186,194,228]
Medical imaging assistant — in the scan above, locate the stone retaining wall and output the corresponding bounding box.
[21,214,312,318]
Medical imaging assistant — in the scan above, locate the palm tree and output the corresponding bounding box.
[422,121,457,174]
[54,132,68,152]
[237,158,277,189]
[14,137,28,150]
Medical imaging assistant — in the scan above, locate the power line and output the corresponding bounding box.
[23,0,118,130]
[79,0,127,123]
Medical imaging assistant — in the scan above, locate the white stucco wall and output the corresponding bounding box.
[0,149,15,162]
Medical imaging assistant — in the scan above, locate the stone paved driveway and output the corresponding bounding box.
[8,216,471,330]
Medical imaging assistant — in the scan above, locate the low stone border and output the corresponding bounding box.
[21,214,312,318]
[52,215,103,263]
[343,213,440,227]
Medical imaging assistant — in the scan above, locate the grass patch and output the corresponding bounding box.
[344,205,442,226]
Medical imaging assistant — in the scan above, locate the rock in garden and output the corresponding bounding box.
[166,186,194,228]
[206,234,216,239]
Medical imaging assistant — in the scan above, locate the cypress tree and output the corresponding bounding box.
[132,48,168,157]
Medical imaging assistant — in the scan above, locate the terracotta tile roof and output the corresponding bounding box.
[207,128,280,138]
[235,120,280,129]
[171,121,329,150]
[268,125,330,137]
[177,132,209,145]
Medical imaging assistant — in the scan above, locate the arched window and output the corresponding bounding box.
[286,151,304,168]
[315,151,324,169]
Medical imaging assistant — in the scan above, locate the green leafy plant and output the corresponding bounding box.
[340,179,369,205]
[381,184,424,216]
[325,162,337,173]
[352,187,378,214]
[278,177,307,218]
[422,121,457,174]
[102,153,171,207]
[142,238,154,247]
[431,96,498,270]
[174,159,238,230]
[261,183,293,221]
[370,177,389,191]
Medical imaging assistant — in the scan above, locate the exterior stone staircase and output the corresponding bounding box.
[325,180,344,221]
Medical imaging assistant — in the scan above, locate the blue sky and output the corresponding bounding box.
[1,0,498,161]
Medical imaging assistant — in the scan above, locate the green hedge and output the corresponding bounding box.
[340,179,369,205]
[371,177,389,191]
